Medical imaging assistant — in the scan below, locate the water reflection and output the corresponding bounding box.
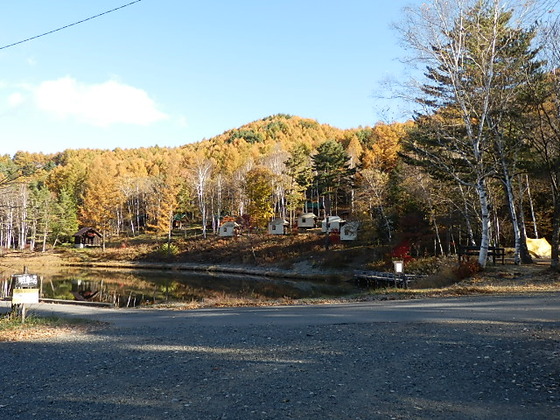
[2,267,359,307]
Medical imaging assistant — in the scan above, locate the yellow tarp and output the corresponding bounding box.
[526,237,552,258]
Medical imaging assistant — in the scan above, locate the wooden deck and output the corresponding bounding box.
[353,270,419,289]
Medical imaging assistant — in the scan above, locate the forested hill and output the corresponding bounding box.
[182,114,408,175]
[3,113,407,169]
[180,114,350,167]
[202,114,347,149]
[0,114,410,249]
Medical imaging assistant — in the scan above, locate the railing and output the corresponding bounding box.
[458,245,505,265]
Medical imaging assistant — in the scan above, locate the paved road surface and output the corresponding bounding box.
[2,293,559,327]
[1,293,559,419]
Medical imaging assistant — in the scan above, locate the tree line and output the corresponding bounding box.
[0,116,407,251]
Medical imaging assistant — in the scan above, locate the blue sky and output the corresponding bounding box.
[0,1,417,156]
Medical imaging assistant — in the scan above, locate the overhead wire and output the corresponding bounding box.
[0,0,142,51]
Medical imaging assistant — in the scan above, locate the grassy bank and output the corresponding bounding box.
[1,235,559,312]
[0,312,103,342]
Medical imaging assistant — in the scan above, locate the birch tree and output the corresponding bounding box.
[189,157,214,238]
[356,168,393,242]
[399,0,541,267]
[260,144,290,220]
[526,14,560,269]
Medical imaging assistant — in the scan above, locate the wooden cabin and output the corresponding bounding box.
[73,227,102,248]
[340,221,359,241]
[172,213,188,229]
[321,216,344,233]
[268,218,288,235]
[218,221,239,237]
[297,213,317,229]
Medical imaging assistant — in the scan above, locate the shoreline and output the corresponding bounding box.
[0,251,351,282]
[59,260,351,281]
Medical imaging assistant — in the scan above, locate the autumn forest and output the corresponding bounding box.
[1,0,560,271]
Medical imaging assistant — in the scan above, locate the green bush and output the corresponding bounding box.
[158,243,179,257]
[227,129,264,144]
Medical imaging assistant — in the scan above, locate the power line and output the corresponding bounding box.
[0,0,142,51]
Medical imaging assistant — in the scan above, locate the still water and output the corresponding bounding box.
[2,267,359,307]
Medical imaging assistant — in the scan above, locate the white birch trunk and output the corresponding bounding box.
[476,178,491,268]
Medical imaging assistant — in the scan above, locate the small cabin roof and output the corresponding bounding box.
[221,221,239,227]
[323,215,343,222]
[299,212,316,218]
[73,227,102,237]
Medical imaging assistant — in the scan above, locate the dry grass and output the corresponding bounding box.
[0,312,104,342]
[154,264,560,310]
[0,250,77,282]
[391,262,560,298]
[152,295,298,311]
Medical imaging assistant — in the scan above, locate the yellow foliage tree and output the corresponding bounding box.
[146,155,183,243]
[79,154,123,250]
[360,122,411,172]
[245,166,274,230]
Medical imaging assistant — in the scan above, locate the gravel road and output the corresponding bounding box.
[1,294,559,420]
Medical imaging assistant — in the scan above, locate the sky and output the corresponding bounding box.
[0,0,419,156]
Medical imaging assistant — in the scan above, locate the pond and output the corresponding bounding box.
[1,267,360,307]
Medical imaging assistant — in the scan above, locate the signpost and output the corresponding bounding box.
[10,271,40,323]
[393,260,406,289]
[12,288,40,304]
[13,274,38,288]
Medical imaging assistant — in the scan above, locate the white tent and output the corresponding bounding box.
[526,237,551,258]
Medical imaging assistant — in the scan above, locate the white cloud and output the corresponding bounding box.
[8,92,25,107]
[34,77,168,127]
[177,115,188,127]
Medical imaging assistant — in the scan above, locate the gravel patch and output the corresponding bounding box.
[1,300,559,419]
